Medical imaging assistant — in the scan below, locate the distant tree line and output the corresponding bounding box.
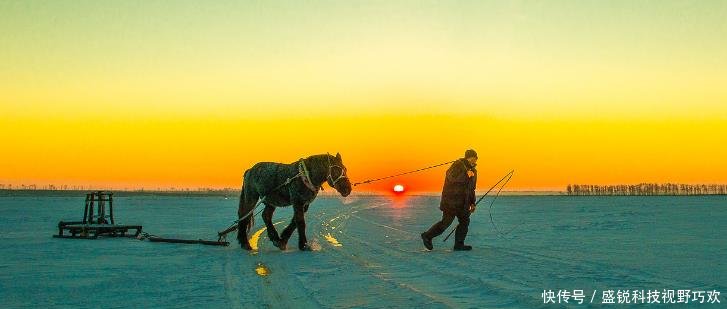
[567,183,727,196]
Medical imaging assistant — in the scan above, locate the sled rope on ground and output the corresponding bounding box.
[137,231,230,246]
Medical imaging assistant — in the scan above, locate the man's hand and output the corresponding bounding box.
[467,170,475,178]
[468,204,476,213]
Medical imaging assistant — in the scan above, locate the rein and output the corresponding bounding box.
[351,160,457,186]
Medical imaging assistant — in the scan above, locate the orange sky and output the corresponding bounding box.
[2,114,726,192]
[1,1,726,192]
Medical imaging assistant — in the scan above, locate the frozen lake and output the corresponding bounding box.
[1,192,725,308]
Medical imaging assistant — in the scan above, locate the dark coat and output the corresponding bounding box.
[440,158,477,211]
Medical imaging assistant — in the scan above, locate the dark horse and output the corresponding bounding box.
[237,153,352,251]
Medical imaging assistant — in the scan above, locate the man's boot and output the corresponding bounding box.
[453,241,472,251]
[421,232,433,250]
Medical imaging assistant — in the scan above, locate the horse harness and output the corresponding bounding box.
[218,156,347,241]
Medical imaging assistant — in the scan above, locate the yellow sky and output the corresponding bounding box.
[1,1,726,191]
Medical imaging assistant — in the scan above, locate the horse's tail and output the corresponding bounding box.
[237,169,256,249]
[240,169,249,200]
[238,186,254,236]
[241,169,254,233]
[239,169,251,211]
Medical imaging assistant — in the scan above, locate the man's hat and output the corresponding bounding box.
[464,149,478,159]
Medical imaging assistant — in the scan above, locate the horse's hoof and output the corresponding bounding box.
[273,240,287,251]
[299,243,311,251]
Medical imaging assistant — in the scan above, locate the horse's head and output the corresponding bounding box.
[327,153,352,197]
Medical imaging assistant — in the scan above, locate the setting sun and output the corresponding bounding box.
[393,184,405,193]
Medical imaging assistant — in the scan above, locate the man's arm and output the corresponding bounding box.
[468,171,477,212]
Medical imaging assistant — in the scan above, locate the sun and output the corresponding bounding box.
[393,184,405,193]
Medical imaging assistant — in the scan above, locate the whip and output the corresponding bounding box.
[443,170,514,242]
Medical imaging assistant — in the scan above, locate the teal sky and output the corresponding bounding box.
[2,1,726,119]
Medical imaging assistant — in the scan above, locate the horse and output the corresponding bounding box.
[237,153,352,251]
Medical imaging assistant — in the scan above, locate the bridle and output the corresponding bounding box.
[326,153,349,188]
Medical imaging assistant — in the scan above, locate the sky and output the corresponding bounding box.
[1,1,726,192]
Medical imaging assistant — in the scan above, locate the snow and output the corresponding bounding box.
[1,193,725,308]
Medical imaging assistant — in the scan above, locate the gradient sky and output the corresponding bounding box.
[1,1,726,191]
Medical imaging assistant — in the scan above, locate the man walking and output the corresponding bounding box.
[421,149,478,251]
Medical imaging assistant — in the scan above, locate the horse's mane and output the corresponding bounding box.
[301,154,334,184]
[302,153,333,167]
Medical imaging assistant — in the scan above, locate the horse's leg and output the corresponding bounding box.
[236,184,257,251]
[277,217,296,251]
[294,204,310,251]
[262,205,283,248]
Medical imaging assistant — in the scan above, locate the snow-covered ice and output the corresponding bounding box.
[1,193,725,308]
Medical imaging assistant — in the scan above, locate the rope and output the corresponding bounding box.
[476,170,514,206]
[486,171,519,239]
[137,231,161,240]
[443,170,515,242]
[217,197,267,241]
[352,160,456,186]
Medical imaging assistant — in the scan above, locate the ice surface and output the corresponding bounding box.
[1,193,725,308]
